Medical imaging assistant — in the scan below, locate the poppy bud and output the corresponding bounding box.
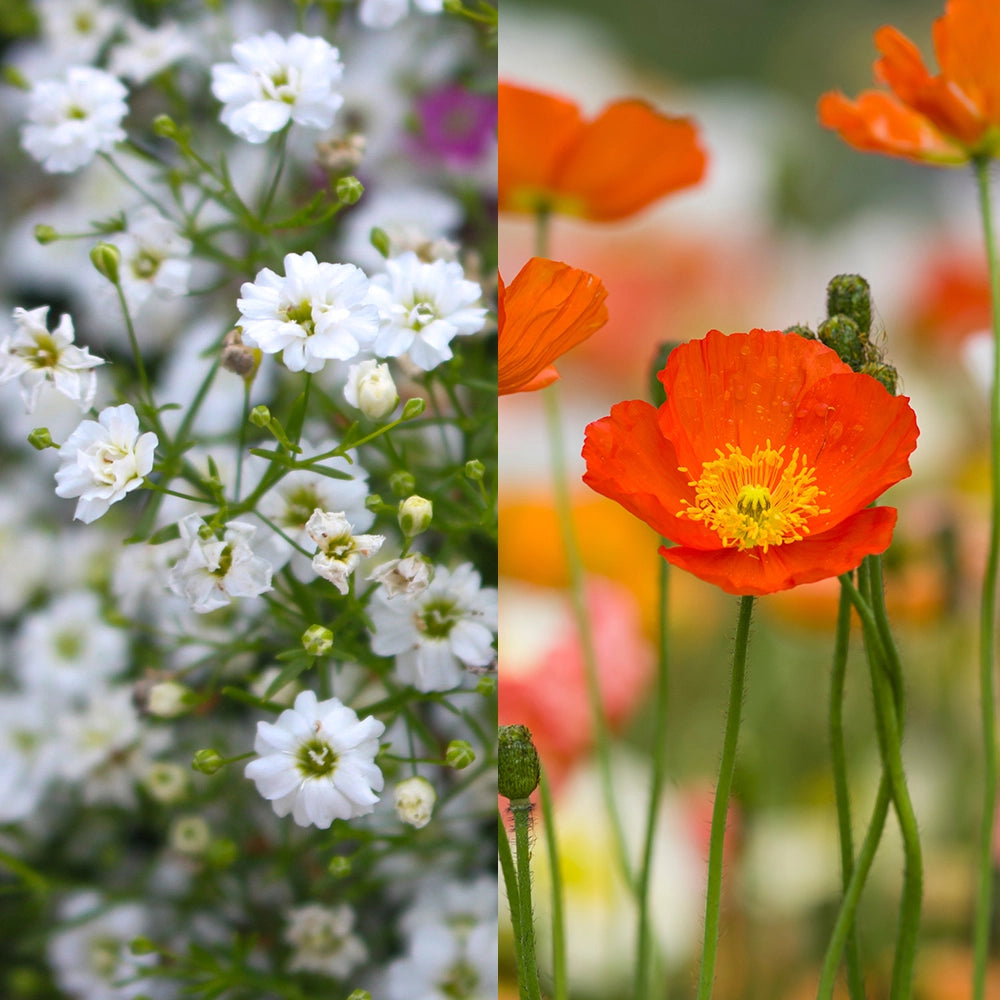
[862,361,899,395]
[826,274,872,335]
[498,724,540,802]
[783,323,816,340]
[818,314,867,370]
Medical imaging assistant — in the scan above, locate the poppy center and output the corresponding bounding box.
[678,442,826,552]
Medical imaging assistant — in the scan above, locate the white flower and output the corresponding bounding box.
[48,892,155,1000]
[284,904,367,977]
[109,17,195,84]
[238,252,380,372]
[368,252,487,371]
[306,508,384,595]
[358,0,443,29]
[37,0,122,65]
[369,562,497,691]
[344,358,398,420]
[211,32,344,143]
[54,403,157,523]
[55,685,143,783]
[368,553,433,598]
[167,513,273,614]
[394,775,436,828]
[109,206,193,311]
[21,66,128,173]
[0,694,62,823]
[0,305,103,412]
[244,689,385,828]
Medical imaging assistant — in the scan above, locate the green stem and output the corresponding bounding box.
[973,153,1000,1000]
[538,769,567,1000]
[542,381,634,890]
[695,594,755,1000]
[829,579,867,999]
[512,799,543,1000]
[635,553,671,1000]
[498,814,522,950]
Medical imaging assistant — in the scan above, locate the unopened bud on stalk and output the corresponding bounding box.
[393,776,437,829]
[344,359,398,420]
[370,226,392,259]
[398,495,432,536]
[335,175,364,205]
[446,739,475,769]
[389,470,416,496]
[90,242,121,284]
[862,361,899,395]
[401,397,425,420]
[249,404,271,428]
[152,114,179,139]
[34,224,58,245]
[818,315,867,370]
[827,274,872,335]
[28,428,54,451]
[301,624,333,655]
[783,323,816,340]
[328,855,352,878]
[220,329,261,381]
[191,749,225,775]
[465,459,485,482]
[498,725,540,801]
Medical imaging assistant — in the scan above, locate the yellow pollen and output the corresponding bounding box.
[678,441,828,552]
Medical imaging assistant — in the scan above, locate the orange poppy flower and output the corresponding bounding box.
[498,256,609,395]
[582,329,920,596]
[499,81,707,221]
[818,0,1000,165]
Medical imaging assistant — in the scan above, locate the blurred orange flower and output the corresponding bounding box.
[498,257,608,395]
[582,330,920,596]
[818,0,1000,165]
[498,81,707,221]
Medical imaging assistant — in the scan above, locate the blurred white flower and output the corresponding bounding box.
[54,403,157,523]
[167,513,273,614]
[36,0,122,65]
[238,252,380,372]
[394,775,436,828]
[368,553,433,598]
[306,508,384,595]
[244,689,385,828]
[21,66,128,173]
[211,32,344,143]
[344,358,399,420]
[0,305,103,412]
[108,17,195,84]
[284,903,367,977]
[55,685,143,783]
[369,562,497,691]
[108,206,193,311]
[0,694,62,823]
[368,252,486,370]
[359,0,443,29]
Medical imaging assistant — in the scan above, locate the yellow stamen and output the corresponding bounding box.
[678,441,827,552]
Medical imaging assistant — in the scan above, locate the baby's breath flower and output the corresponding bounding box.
[284,904,367,978]
[394,775,436,828]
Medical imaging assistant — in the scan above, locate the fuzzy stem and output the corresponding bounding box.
[538,769,567,1000]
[512,799,543,1000]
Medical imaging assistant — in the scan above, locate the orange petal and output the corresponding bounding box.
[555,101,707,221]
[498,82,585,216]
[661,506,899,596]
[498,257,609,395]
[934,0,1000,129]
[818,90,968,164]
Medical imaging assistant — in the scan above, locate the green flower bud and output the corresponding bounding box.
[446,739,475,769]
[783,323,816,340]
[191,749,225,775]
[335,175,365,205]
[370,226,392,259]
[818,315,867,371]
[28,427,55,451]
[302,624,333,655]
[401,397,426,420]
[328,855,352,878]
[365,493,383,511]
[827,273,872,334]
[34,224,58,245]
[498,725,540,801]
[152,114,179,139]
[464,459,485,482]
[90,242,121,285]
[398,495,433,537]
[389,470,417,497]
[475,674,496,696]
[249,404,271,428]
[862,361,899,396]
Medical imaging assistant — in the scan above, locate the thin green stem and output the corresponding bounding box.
[695,594,755,1000]
[538,769,567,1000]
[113,281,153,408]
[635,553,671,1000]
[498,813,523,985]
[512,799,543,1000]
[829,580,866,1000]
[973,153,1000,1000]
[542,382,633,890]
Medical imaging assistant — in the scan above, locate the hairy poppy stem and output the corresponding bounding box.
[695,593,754,1000]
[511,798,543,1000]
[538,769,568,1000]
[973,154,1000,1000]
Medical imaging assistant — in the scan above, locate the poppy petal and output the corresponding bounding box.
[934,0,1000,129]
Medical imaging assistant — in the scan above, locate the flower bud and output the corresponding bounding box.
[370,226,392,259]
[389,470,417,496]
[249,404,271,428]
[27,427,55,451]
[34,224,58,245]
[147,681,191,718]
[464,459,485,482]
[401,397,426,420]
[90,242,121,285]
[335,175,365,205]
[498,725,540,801]
[344,359,398,420]
[328,855,352,878]
[302,624,333,655]
[152,114,179,139]
[827,273,872,335]
[818,315,867,370]
[365,493,383,511]
[206,837,238,868]
[220,329,261,381]
[393,776,437,829]
[783,323,816,340]
[445,739,475,769]
[191,748,225,775]
[862,361,899,395]
[398,495,433,536]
